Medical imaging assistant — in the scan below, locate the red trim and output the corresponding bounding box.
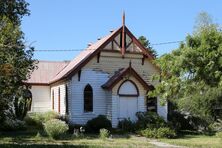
[60,27,123,82]
[24,82,49,86]
[50,25,160,84]
[102,66,152,90]
[125,27,154,60]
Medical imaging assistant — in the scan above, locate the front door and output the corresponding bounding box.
[119,96,138,121]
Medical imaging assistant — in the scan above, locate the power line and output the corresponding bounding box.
[34,40,184,52]
[151,40,183,46]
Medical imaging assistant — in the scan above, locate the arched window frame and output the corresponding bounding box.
[84,84,93,112]
[117,80,139,97]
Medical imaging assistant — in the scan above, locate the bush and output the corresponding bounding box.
[216,131,222,138]
[118,118,135,132]
[44,119,68,139]
[135,112,167,129]
[99,128,110,139]
[156,127,176,138]
[24,111,59,128]
[168,111,209,131]
[210,119,222,132]
[1,118,26,131]
[85,115,112,133]
[140,127,176,139]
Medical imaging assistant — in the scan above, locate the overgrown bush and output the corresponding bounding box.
[1,118,26,131]
[44,119,68,139]
[210,119,222,132]
[85,115,112,133]
[118,118,135,132]
[99,128,110,139]
[24,111,59,128]
[135,112,167,129]
[216,131,222,139]
[140,127,176,139]
[168,111,209,131]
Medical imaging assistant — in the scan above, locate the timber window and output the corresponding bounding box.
[84,84,93,112]
[147,96,157,113]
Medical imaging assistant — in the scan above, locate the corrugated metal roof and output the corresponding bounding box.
[49,28,120,83]
[27,61,69,84]
[27,28,120,84]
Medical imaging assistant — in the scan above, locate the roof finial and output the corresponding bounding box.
[121,11,126,57]
[122,11,125,27]
[129,59,132,68]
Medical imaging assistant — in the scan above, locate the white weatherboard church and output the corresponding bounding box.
[26,14,167,127]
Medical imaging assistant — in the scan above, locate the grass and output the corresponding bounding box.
[160,132,222,148]
[1,127,222,148]
[0,128,153,148]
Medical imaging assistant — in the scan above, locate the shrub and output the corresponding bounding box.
[135,112,166,129]
[156,127,176,138]
[118,118,135,132]
[85,115,112,133]
[99,128,110,139]
[216,131,222,139]
[210,119,222,132]
[140,128,156,138]
[168,111,210,131]
[140,127,176,139]
[1,118,26,131]
[42,111,59,122]
[24,111,59,128]
[44,119,68,139]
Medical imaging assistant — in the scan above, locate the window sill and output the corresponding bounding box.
[83,112,95,115]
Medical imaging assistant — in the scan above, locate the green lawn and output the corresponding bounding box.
[160,134,222,148]
[1,128,222,148]
[0,129,153,148]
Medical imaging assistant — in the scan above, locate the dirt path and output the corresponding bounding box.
[149,140,185,148]
[131,135,185,148]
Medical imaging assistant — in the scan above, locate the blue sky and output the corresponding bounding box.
[22,0,222,61]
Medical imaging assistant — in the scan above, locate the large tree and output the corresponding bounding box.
[0,0,36,123]
[138,36,158,58]
[149,12,222,124]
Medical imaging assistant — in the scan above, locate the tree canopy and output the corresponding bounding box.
[149,12,222,123]
[0,0,36,123]
[138,36,158,58]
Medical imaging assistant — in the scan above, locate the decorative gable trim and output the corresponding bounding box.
[101,66,153,90]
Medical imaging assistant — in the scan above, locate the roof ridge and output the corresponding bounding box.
[38,60,70,63]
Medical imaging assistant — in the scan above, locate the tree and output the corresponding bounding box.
[149,12,222,125]
[0,0,30,25]
[0,1,36,123]
[138,36,158,58]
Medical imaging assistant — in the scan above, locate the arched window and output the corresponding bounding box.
[84,84,93,112]
[118,80,139,97]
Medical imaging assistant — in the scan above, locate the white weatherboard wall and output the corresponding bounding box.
[30,86,51,112]
[51,84,66,115]
[69,69,110,125]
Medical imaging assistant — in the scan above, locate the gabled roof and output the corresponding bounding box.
[101,66,153,90]
[49,26,155,84]
[27,25,157,85]
[49,27,122,83]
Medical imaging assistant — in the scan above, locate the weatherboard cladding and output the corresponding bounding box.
[68,69,110,125]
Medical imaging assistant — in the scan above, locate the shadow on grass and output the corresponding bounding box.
[173,130,216,139]
[0,143,103,148]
